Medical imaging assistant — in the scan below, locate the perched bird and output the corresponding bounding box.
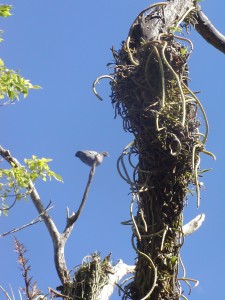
[75,150,109,167]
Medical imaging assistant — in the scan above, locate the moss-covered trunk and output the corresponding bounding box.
[110,1,207,299]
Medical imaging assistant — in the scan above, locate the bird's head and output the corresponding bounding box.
[102,151,109,157]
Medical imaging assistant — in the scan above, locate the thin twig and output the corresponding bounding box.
[0,206,53,238]
[0,197,17,212]
[49,287,71,299]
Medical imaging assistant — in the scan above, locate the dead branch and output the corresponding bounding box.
[98,260,135,300]
[196,4,225,54]
[0,205,53,238]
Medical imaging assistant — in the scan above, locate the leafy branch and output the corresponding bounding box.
[0,5,40,105]
[0,63,41,105]
[0,155,63,214]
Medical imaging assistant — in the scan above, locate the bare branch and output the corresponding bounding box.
[63,161,97,237]
[182,213,205,236]
[0,206,53,238]
[0,215,41,238]
[49,287,70,299]
[98,260,135,300]
[195,4,225,54]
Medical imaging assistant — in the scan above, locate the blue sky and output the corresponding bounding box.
[1,1,225,299]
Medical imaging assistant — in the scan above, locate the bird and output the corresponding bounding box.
[75,150,109,167]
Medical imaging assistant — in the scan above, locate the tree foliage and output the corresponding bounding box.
[0,5,60,214]
[0,155,63,214]
[0,5,40,106]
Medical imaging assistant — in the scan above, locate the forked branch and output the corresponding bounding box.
[0,145,98,287]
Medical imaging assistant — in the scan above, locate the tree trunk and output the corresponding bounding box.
[111,1,204,299]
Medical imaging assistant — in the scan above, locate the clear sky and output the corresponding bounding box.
[1,1,225,299]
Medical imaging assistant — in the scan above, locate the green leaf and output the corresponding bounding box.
[24,156,63,183]
[170,256,177,265]
[0,58,4,66]
[0,68,41,103]
[0,5,12,18]
[49,171,64,183]
[180,47,188,57]
[198,168,213,174]
[32,85,42,89]
[0,156,63,213]
[169,26,182,33]
[16,193,22,200]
